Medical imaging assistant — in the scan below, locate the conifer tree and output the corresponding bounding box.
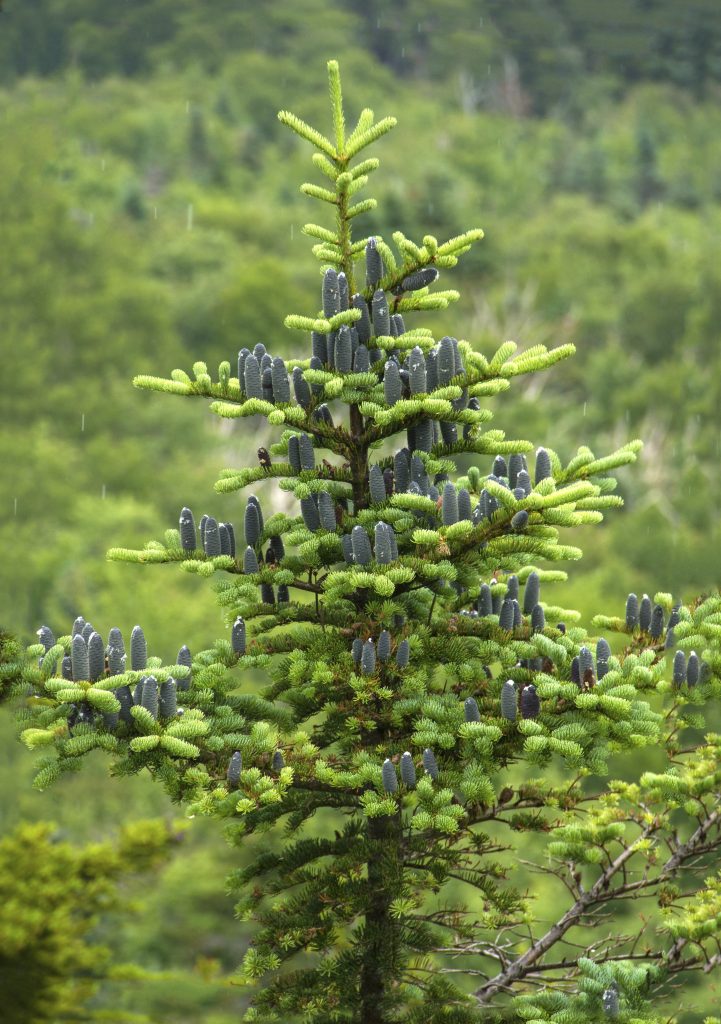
[11,62,721,1024]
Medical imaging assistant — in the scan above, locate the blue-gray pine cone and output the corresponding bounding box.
[478,584,493,616]
[177,645,192,691]
[365,238,384,288]
[103,711,119,732]
[334,326,353,372]
[639,594,652,633]
[72,616,85,636]
[391,312,405,336]
[232,616,246,655]
[521,684,540,719]
[277,584,289,603]
[243,546,260,573]
[499,598,515,632]
[134,679,144,705]
[292,366,312,409]
[410,454,428,494]
[203,517,221,557]
[442,482,458,525]
[287,434,301,472]
[107,627,124,654]
[414,417,433,453]
[457,487,472,521]
[512,487,526,501]
[381,758,398,794]
[579,646,594,678]
[383,467,394,497]
[523,572,540,613]
[687,651,700,687]
[396,638,410,668]
[351,525,372,565]
[243,353,262,399]
[351,638,363,665]
[254,342,266,360]
[87,632,104,682]
[426,349,438,391]
[571,656,581,685]
[130,625,146,671]
[374,522,394,564]
[506,575,519,601]
[383,360,401,406]
[512,599,522,628]
[337,271,349,310]
[271,357,291,403]
[534,447,552,484]
[531,604,545,633]
[672,650,686,686]
[508,454,524,489]
[160,679,177,719]
[597,637,611,679]
[492,456,507,477]
[37,625,55,651]
[108,645,124,675]
[322,267,340,317]
[665,626,675,649]
[516,469,532,495]
[377,630,391,662]
[602,983,620,1018]
[409,346,427,394]
[371,289,390,337]
[501,680,517,721]
[342,534,354,563]
[300,495,320,533]
[369,464,387,505]
[401,266,438,291]
[361,639,376,675]
[511,510,528,530]
[271,750,285,773]
[225,522,236,558]
[246,493,264,532]
[351,294,371,342]
[422,747,439,779]
[299,433,315,471]
[400,751,416,787]
[227,750,242,788]
[318,490,336,531]
[141,676,159,719]
[199,514,208,545]
[313,402,334,425]
[81,622,94,642]
[491,584,503,615]
[116,685,133,725]
[394,449,410,492]
[218,523,231,555]
[464,696,480,722]
[625,593,639,630]
[649,604,664,639]
[237,348,249,392]
[260,583,274,604]
[353,344,370,372]
[668,604,681,629]
[71,634,89,681]
[311,331,328,364]
[437,336,455,386]
[269,534,285,561]
[440,421,457,446]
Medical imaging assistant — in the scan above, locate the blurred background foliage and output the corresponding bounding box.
[1,1,721,1020]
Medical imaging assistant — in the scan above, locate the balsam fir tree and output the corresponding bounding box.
[11,62,721,1024]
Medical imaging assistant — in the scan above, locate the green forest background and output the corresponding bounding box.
[2,1,721,1020]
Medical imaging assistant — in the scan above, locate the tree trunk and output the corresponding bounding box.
[360,810,404,1024]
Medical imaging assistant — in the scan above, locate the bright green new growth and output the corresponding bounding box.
[11,60,721,1024]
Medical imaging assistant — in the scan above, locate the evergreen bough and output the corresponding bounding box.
[10,61,721,1024]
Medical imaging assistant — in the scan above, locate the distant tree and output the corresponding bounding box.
[11,61,721,1024]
